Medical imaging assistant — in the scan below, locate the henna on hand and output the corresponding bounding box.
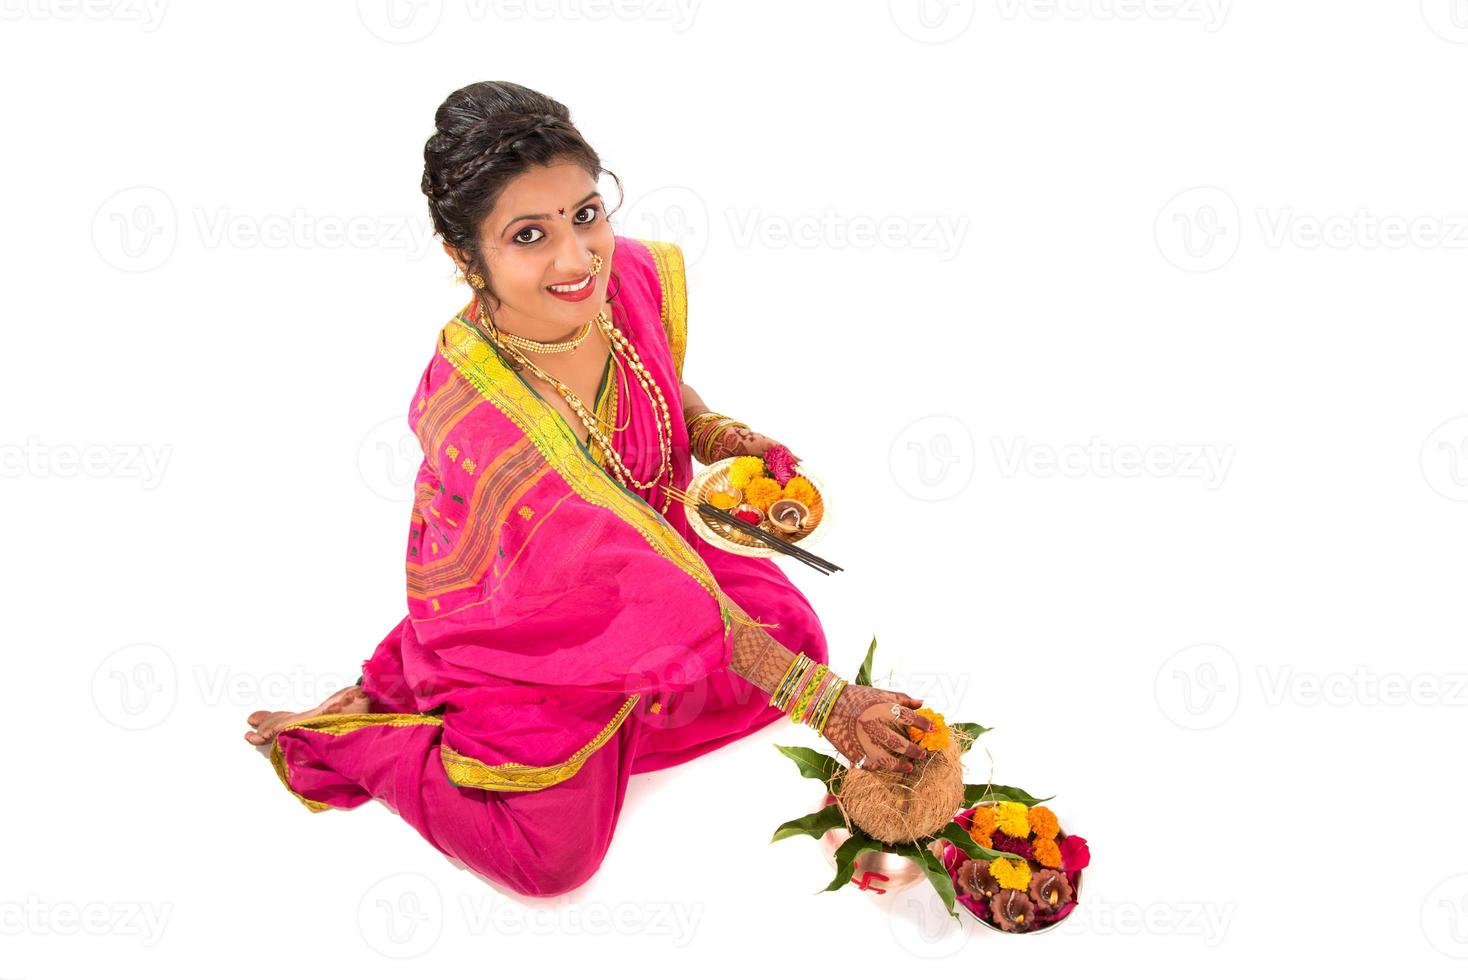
[820,684,934,774]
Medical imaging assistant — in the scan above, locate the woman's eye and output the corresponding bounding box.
[575,204,599,223]
[513,227,544,245]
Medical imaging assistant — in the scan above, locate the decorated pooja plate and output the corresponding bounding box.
[682,456,829,558]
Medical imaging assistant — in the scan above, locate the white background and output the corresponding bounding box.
[3,0,1467,974]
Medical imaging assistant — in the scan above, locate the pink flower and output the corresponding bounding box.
[992,830,1034,860]
[764,444,800,485]
[1059,834,1090,872]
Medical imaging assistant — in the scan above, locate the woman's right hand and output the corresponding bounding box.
[820,683,935,774]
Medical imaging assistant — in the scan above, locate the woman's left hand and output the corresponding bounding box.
[732,429,802,466]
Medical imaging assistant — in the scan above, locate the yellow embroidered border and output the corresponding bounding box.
[641,239,687,382]
[438,316,719,600]
[269,712,446,812]
[439,694,641,792]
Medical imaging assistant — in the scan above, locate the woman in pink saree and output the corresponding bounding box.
[244,81,937,899]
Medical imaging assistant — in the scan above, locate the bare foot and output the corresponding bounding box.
[244,684,371,747]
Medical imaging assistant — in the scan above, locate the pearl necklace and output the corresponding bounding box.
[477,305,675,516]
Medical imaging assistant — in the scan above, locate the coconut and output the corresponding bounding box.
[834,734,965,844]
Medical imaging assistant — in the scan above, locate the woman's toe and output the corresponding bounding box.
[247,710,269,727]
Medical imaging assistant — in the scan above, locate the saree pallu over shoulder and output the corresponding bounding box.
[271,237,737,810]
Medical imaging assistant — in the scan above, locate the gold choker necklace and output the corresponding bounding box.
[490,315,593,354]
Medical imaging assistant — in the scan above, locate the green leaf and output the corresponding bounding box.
[932,822,1025,864]
[913,842,963,921]
[948,722,991,752]
[855,635,876,688]
[770,803,847,843]
[822,830,885,893]
[962,783,1055,807]
[774,744,842,788]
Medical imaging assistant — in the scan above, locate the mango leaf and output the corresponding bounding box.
[774,744,842,789]
[913,842,963,921]
[963,783,1055,807]
[822,830,885,892]
[948,722,991,751]
[770,803,847,844]
[855,634,876,687]
[932,822,1025,864]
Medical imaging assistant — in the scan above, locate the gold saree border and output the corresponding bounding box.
[438,315,721,603]
[439,693,641,792]
[269,712,446,813]
[641,239,687,382]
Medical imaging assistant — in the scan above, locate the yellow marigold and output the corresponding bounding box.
[727,456,766,489]
[990,857,1031,891]
[994,802,1030,838]
[906,707,949,751]
[781,475,819,507]
[969,807,998,837]
[1027,805,1060,840]
[969,829,994,849]
[743,476,784,510]
[1033,837,1062,869]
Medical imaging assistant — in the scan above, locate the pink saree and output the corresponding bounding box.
[270,236,830,897]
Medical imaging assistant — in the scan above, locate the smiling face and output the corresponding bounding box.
[443,159,615,340]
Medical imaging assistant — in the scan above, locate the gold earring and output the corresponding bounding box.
[466,272,486,289]
[589,253,603,276]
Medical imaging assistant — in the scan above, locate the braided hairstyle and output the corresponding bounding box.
[422,81,625,368]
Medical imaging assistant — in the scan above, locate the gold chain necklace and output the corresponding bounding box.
[491,315,593,354]
[477,305,675,515]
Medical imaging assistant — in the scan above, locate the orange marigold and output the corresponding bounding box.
[906,707,949,751]
[743,476,784,510]
[969,829,994,849]
[1033,837,1063,869]
[969,806,999,837]
[781,475,819,507]
[1027,805,1060,840]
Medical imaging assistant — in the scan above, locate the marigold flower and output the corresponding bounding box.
[906,707,949,751]
[743,476,785,510]
[994,801,1030,838]
[968,806,998,838]
[1027,805,1060,840]
[1033,837,1062,869]
[969,830,994,849]
[989,856,1031,891]
[781,475,819,508]
[727,456,766,489]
